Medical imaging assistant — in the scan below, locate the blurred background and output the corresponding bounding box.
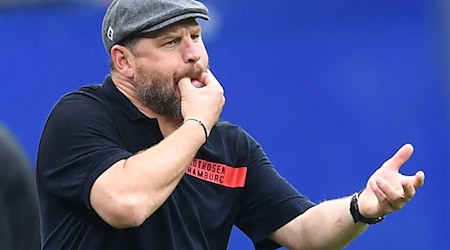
[0,0,449,249]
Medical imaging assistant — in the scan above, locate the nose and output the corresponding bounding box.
[181,37,201,64]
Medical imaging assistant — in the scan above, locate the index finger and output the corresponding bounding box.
[403,170,425,188]
[177,77,195,92]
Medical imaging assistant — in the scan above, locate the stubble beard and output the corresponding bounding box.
[134,63,207,120]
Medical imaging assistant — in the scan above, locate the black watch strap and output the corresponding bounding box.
[350,191,384,225]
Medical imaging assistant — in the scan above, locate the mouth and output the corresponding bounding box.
[173,64,206,88]
[191,78,204,88]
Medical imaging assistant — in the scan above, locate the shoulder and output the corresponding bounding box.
[213,120,248,136]
[40,84,118,150]
[213,120,260,143]
[48,84,110,123]
[211,120,254,144]
[207,120,261,157]
[57,84,105,107]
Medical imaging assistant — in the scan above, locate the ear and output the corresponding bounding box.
[110,45,135,78]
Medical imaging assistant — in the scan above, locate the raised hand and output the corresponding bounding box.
[357,144,425,218]
[178,70,225,132]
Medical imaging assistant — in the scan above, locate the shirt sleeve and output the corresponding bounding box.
[234,129,315,250]
[37,92,132,209]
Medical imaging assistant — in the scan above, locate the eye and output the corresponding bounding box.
[191,34,200,42]
[164,38,180,47]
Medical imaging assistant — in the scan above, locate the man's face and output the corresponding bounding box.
[131,19,209,120]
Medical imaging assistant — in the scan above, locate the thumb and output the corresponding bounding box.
[383,144,414,171]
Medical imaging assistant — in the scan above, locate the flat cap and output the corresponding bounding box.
[102,0,209,54]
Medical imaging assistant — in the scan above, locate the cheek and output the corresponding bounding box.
[174,85,181,99]
[201,49,209,67]
[151,64,177,85]
[142,56,176,76]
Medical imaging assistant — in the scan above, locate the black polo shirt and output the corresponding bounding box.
[36,76,315,250]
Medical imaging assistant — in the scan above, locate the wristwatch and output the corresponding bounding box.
[350,191,384,225]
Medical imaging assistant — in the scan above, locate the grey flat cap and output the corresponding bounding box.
[102,0,209,54]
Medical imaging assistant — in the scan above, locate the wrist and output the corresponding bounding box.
[183,118,209,144]
[349,190,384,225]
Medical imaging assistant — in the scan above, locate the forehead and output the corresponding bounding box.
[144,18,200,38]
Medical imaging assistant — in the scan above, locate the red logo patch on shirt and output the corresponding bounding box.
[186,159,247,188]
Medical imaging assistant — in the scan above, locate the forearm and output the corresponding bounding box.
[91,121,206,228]
[273,196,368,250]
[128,120,205,192]
[273,144,424,249]
[299,197,368,249]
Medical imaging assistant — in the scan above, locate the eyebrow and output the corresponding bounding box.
[135,21,202,45]
[162,25,202,37]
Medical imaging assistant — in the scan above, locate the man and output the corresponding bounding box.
[36,0,425,249]
[0,124,41,250]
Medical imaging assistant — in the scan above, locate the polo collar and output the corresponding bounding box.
[103,75,148,121]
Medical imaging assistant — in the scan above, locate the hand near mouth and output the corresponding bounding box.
[191,79,204,88]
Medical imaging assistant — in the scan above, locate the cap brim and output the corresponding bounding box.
[140,12,210,34]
